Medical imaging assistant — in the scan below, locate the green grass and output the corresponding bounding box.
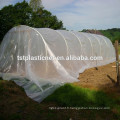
[45,84,118,108]
[0,80,120,120]
[44,84,120,119]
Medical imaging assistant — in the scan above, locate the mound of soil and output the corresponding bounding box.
[75,62,120,96]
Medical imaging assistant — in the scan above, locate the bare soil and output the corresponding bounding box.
[74,62,120,97]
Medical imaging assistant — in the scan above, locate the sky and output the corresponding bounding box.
[0,0,120,31]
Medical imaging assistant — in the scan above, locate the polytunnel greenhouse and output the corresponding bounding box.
[0,25,116,102]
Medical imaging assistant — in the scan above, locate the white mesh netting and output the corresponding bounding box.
[0,25,116,102]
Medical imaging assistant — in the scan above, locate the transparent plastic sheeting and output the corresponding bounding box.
[0,25,116,102]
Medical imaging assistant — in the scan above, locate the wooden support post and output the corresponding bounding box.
[115,40,120,85]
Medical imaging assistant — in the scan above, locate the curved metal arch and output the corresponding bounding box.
[55,30,69,56]
[22,26,44,92]
[0,29,16,71]
[69,31,82,55]
[97,35,111,63]
[100,35,112,59]
[104,37,115,58]
[90,34,101,56]
[17,27,21,73]
[68,31,89,67]
[99,35,109,47]
[80,32,93,56]
[28,27,72,79]
[98,35,110,54]
[55,30,76,71]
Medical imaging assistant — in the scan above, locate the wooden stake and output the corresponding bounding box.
[115,40,120,85]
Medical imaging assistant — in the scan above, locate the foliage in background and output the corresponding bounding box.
[100,28,120,43]
[29,0,43,12]
[0,1,65,43]
[82,28,120,43]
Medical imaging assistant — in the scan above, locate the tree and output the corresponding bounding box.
[0,1,64,42]
[30,8,64,29]
[100,28,120,43]
[0,1,33,42]
[29,0,43,12]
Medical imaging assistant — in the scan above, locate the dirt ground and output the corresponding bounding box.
[74,62,120,97]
